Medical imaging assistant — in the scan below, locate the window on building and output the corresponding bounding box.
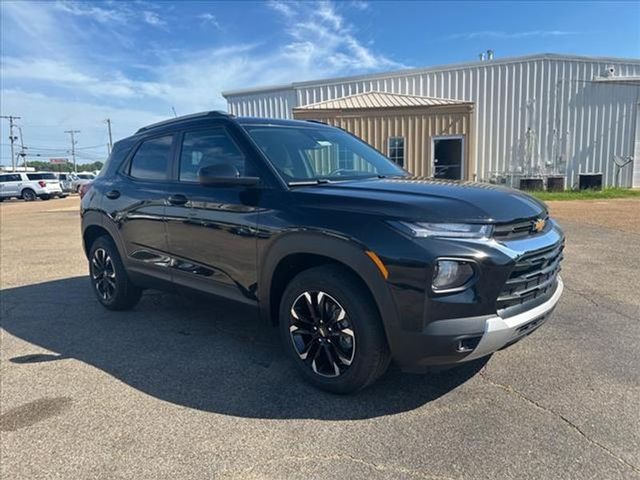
[129,135,173,180]
[388,137,405,167]
[179,128,247,182]
[337,144,354,170]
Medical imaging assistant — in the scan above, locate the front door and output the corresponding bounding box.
[433,137,464,180]
[164,126,262,304]
[0,173,22,197]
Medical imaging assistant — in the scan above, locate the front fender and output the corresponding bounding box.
[258,230,400,342]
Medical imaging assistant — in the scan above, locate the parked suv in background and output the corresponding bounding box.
[81,111,564,393]
[0,172,65,201]
[70,172,96,193]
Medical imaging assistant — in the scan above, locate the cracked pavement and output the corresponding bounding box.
[1,197,639,479]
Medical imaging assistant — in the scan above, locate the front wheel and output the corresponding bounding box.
[279,265,390,393]
[89,236,142,310]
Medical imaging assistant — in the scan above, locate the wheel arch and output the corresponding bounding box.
[259,232,399,333]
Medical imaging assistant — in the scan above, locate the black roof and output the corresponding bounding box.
[135,111,329,135]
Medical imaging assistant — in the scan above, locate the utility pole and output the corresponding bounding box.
[1,115,21,171]
[64,129,80,172]
[105,118,113,154]
[17,126,27,168]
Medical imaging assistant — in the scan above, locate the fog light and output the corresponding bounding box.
[432,260,474,292]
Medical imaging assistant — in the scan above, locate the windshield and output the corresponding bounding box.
[78,174,95,179]
[243,125,407,184]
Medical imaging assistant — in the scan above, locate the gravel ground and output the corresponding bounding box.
[1,196,639,479]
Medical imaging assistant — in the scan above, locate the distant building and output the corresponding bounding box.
[223,53,640,189]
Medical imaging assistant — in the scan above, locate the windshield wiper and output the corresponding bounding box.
[287,179,332,187]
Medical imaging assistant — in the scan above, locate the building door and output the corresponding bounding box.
[432,136,464,180]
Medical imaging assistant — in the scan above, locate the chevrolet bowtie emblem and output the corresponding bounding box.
[533,218,546,233]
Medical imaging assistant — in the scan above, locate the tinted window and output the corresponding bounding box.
[0,174,21,182]
[77,174,95,179]
[179,129,246,182]
[27,173,57,180]
[130,135,173,180]
[99,140,133,178]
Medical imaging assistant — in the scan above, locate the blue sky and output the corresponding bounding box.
[1,0,639,166]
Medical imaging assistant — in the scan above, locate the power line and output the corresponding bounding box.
[0,115,21,171]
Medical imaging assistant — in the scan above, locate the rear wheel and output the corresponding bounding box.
[89,236,142,310]
[40,194,51,200]
[22,189,36,201]
[279,265,390,393]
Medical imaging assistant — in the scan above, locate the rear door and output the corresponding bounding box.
[102,134,175,280]
[164,125,262,303]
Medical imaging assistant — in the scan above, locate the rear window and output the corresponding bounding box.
[129,135,173,180]
[27,173,57,180]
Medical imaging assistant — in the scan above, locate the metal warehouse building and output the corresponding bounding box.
[223,53,640,189]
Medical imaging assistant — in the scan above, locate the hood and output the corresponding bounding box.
[292,177,547,223]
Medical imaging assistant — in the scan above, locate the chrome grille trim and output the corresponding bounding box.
[497,241,564,310]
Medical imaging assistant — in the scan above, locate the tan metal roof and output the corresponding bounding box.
[294,91,468,110]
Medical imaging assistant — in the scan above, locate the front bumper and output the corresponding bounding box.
[392,277,563,371]
[460,276,563,362]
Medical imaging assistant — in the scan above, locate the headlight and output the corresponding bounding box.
[432,259,475,291]
[394,222,493,239]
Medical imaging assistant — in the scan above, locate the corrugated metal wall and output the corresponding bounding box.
[293,107,473,178]
[226,56,640,187]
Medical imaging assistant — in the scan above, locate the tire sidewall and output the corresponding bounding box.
[22,189,36,201]
[279,267,387,393]
[89,236,130,309]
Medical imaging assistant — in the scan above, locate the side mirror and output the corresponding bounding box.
[198,164,260,187]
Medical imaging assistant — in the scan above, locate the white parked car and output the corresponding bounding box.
[0,172,65,201]
[69,172,96,192]
[55,172,75,192]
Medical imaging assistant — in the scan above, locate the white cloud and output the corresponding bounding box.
[54,1,130,24]
[198,12,221,29]
[0,1,402,165]
[143,10,166,27]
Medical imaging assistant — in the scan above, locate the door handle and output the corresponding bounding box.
[106,190,120,199]
[167,194,188,206]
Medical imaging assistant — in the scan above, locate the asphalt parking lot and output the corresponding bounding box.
[1,196,639,479]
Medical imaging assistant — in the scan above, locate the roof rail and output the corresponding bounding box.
[304,119,328,125]
[136,111,231,134]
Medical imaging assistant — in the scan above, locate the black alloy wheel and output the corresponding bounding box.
[91,247,116,302]
[279,265,390,393]
[289,291,356,377]
[88,236,142,310]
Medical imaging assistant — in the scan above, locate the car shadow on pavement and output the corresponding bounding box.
[1,276,487,420]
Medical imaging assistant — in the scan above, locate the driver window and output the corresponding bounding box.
[179,128,247,182]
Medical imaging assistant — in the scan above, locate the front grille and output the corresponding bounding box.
[493,215,550,240]
[496,242,564,311]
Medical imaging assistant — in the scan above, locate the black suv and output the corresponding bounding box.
[81,111,564,393]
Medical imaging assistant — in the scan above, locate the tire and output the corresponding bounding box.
[279,265,391,393]
[22,189,36,201]
[40,194,51,201]
[89,235,142,310]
